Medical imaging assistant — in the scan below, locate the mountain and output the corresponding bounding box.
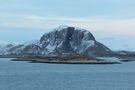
[39,25,113,56]
[0,44,15,55]
[114,50,135,59]
[0,25,113,57]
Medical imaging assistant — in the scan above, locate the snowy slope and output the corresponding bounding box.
[0,44,14,55]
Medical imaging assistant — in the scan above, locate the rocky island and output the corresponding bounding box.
[11,53,120,64]
[0,25,134,64]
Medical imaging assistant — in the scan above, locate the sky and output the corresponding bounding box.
[0,0,135,50]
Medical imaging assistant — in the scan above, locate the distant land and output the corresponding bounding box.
[0,25,135,64]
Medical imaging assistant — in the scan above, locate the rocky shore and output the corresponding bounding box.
[11,54,120,64]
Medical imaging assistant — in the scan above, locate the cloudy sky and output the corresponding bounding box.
[0,0,135,50]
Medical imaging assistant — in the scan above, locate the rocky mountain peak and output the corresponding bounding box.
[40,25,95,43]
[0,25,113,57]
[39,25,110,56]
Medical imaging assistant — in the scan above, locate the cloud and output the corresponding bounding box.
[0,13,135,50]
[0,14,135,37]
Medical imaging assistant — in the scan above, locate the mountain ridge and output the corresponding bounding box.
[0,25,113,57]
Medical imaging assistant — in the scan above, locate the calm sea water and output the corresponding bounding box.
[0,58,135,90]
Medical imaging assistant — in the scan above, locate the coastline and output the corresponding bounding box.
[11,57,120,64]
[2,54,135,64]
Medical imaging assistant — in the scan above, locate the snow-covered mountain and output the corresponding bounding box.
[0,44,15,55]
[0,25,113,57]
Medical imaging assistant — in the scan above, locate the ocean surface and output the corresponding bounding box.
[0,58,135,90]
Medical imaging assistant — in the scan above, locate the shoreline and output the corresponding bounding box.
[11,58,121,64]
[2,55,135,64]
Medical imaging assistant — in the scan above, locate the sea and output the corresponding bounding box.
[0,58,135,90]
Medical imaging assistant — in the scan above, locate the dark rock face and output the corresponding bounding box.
[39,25,112,56]
[0,25,113,57]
